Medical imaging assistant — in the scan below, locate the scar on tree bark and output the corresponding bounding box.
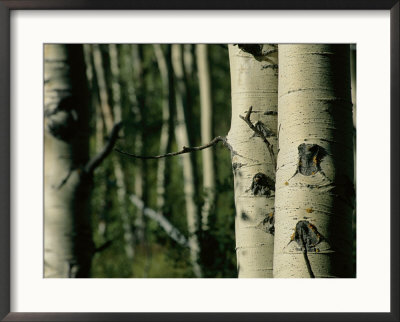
[287,220,325,278]
[239,106,277,170]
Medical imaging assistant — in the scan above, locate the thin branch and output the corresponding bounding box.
[239,106,277,170]
[85,122,123,174]
[116,136,227,160]
[94,240,113,253]
[130,194,189,247]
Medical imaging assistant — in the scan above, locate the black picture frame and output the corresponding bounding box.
[1,1,399,321]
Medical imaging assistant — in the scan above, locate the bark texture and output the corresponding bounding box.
[44,44,93,278]
[274,44,354,278]
[227,44,278,278]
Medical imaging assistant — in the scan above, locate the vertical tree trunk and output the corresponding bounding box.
[227,44,278,278]
[130,45,147,243]
[171,44,202,278]
[44,44,93,278]
[92,44,136,260]
[196,44,216,231]
[83,45,107,237]
[274,44,354,278]
[153,44,174,214]
[108,44,136,260]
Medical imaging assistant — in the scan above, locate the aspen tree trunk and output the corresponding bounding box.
[153,44,174,213]
[108,44,136,259]
[196,44,216,231]
[171,44,202,278]
[227,44,278,278]
[131,45,147,243]
[44,44,93,277]
[83,45,107,237]
[274,44,354,278]
[183,44,194,78]
[92,44,136,260]
[130,195,189,247]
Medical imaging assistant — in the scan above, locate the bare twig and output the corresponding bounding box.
[85,122,123,174]
[94,240,113,253]
[116,136,227,160]
[239,106,277,170]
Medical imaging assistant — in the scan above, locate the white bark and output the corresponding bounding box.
[92,45,114,131]
[153,44,173,213]
[44,44,92,277]
[274,44,354,278]
[227,44,278,278]
[130,45,146,242]
[196,44,216,231]
[183,44,194,79]
[171,44,202,278]
[92,44,135,259]
[108,44,136,259]
[84,45,104,152]
[130,195,189,247]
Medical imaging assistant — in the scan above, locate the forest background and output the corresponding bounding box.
[45,44,237,278]
[44,44,356,278]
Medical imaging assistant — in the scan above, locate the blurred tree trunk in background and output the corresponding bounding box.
[153,44,174,215]
[196,44,216,232]
[83,45,108,238]
[92,45,136,261]
[273,44,354,278]
[172,44,203,278]
[109,44,137,260]
[43,44,354,279]
[44,44,93,277]
[131,45,148,245]
[227,44,278,278]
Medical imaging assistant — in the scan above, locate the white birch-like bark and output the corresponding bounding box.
[153,44,173,213]
[196,44,216,231]
[226,44,278,278]
[130,45,146,242]
[183,44,194,79]
[92,45,114,131]
[171,44,202,278]
[44,44,92,277]
[274,44,354,278]
[108,44,136,259]
[83,45,106,236]
[130,195,189,247]
[92,44,136,259]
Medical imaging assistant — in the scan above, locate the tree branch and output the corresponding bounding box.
[116,136,227,160]
[94,240,113,253]
[129,194,189,247]
[239,106,277,170]
[85,121,123,174]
